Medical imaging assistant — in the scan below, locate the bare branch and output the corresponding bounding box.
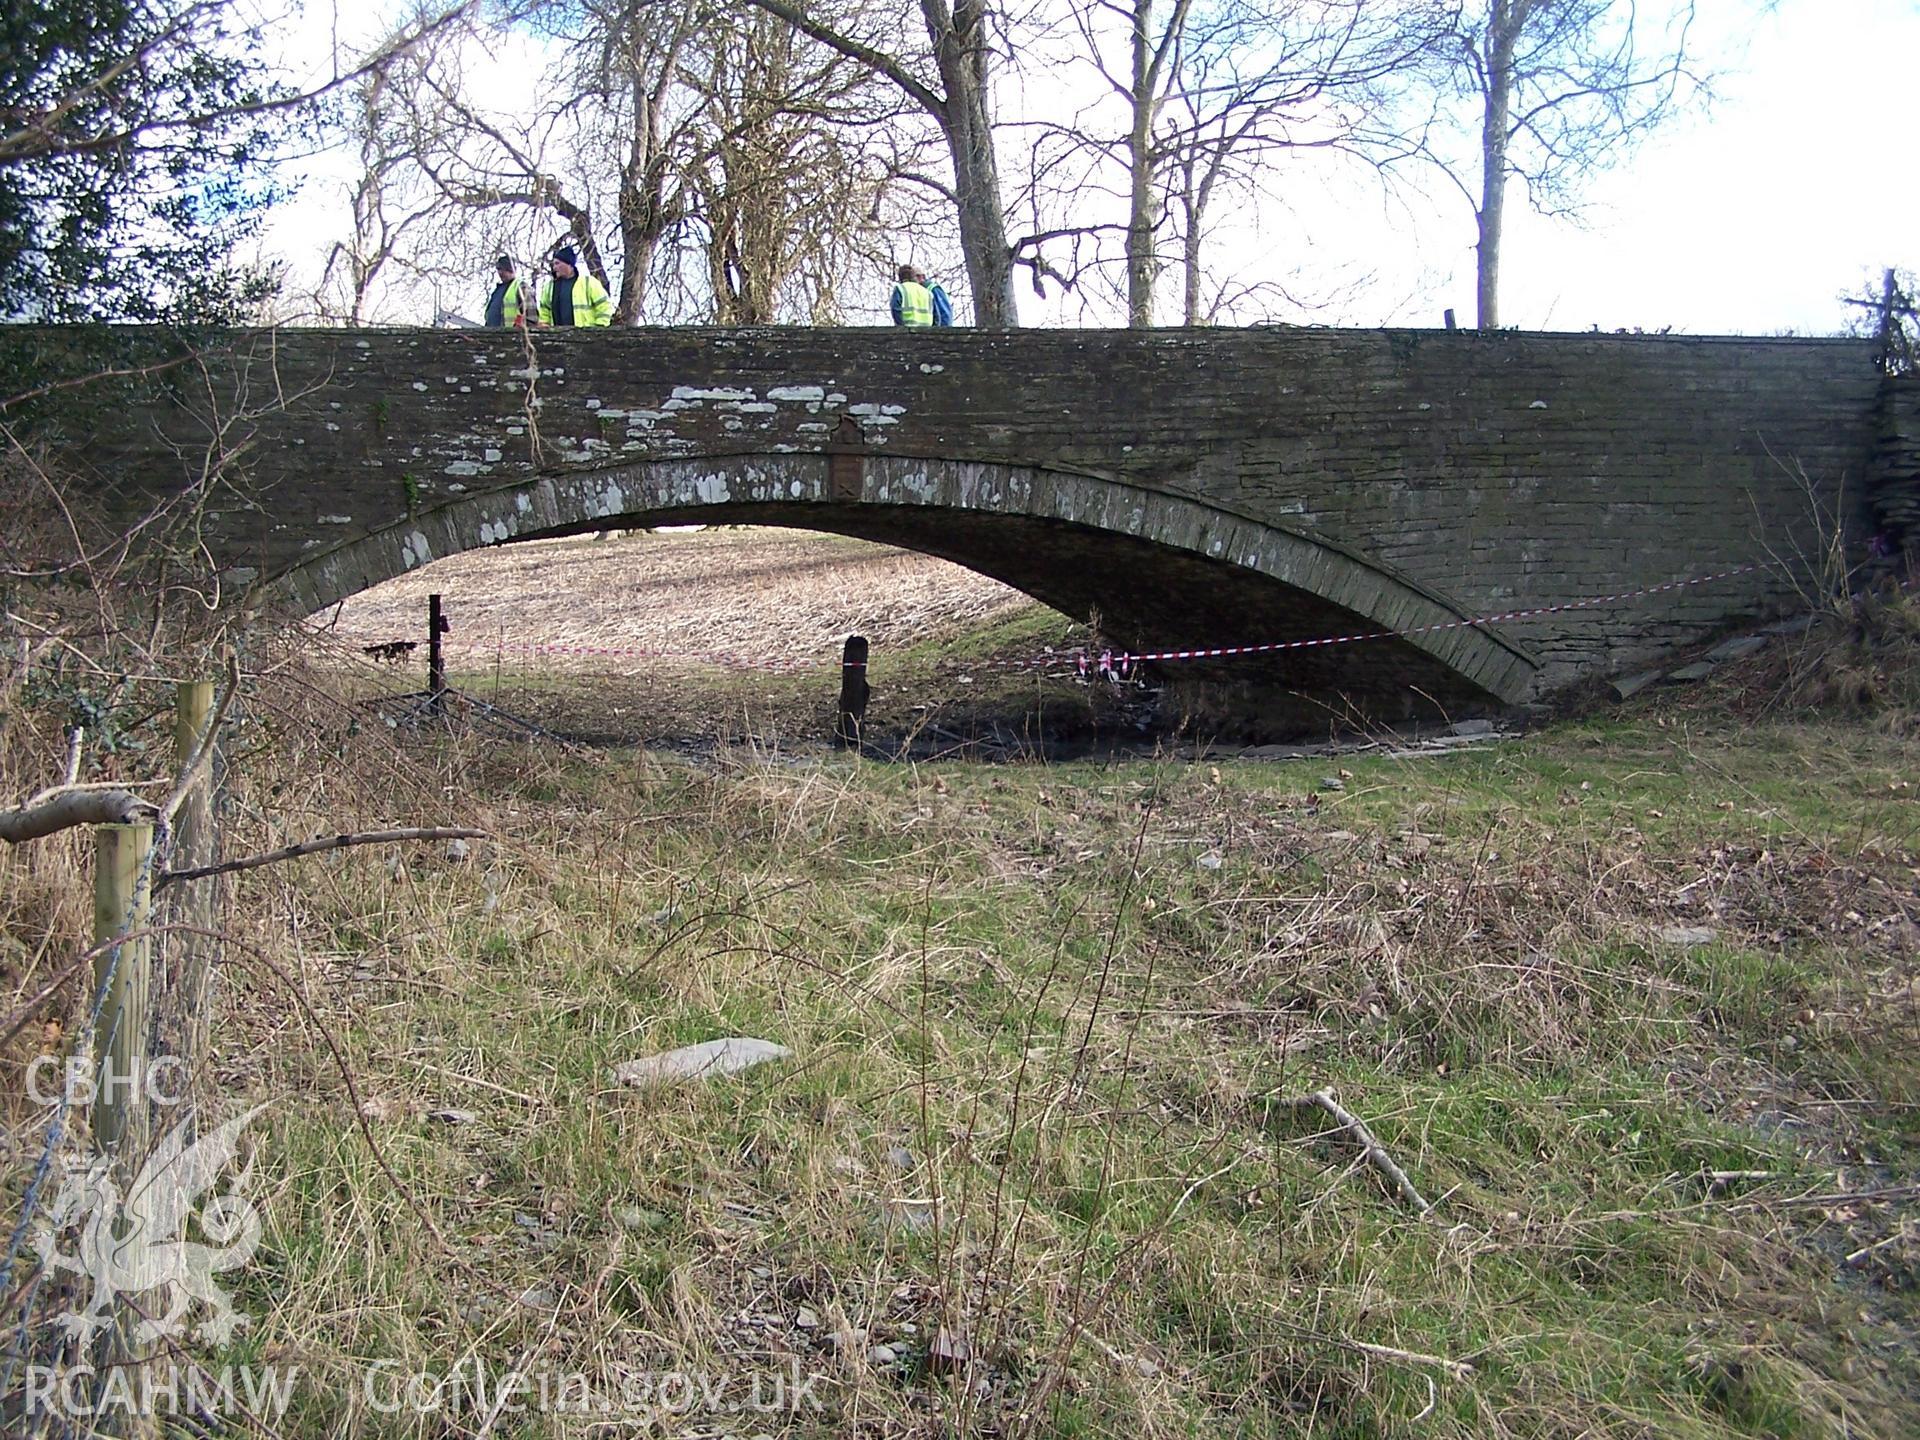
[739,0,948,119]
[1274,1086,1433,1213]
[0,4,472,167]
[156,827,490,890]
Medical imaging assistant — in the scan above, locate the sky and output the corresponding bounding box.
[261,0,1920,337]
[1468,0,1919,335]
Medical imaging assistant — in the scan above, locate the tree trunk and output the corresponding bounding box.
[1180,131,1228,325]
[742,0,1017,326]
[1126,0,1157,327]
[1180,157,1202,325]
[927,0,1018,327]
[1476,0,1520,330]
[611,24,688,325]
[614,73,658,323]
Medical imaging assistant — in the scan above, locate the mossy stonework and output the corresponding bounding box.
[28,325,1881,719]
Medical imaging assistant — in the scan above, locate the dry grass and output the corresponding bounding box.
[185,692,1915,1439]
[5,518,1919,1438]
[320,527,1036,675]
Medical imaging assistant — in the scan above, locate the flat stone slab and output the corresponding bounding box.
[613,1037,793,1089]
[1665,662,1718,683]
[1654,924,1719,947]
[1610,669,1663,701]
[1705,635,1768,663]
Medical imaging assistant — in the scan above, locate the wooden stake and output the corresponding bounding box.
[168,680,218,1071]
[174,680,214,774]
[92,822,153,1154]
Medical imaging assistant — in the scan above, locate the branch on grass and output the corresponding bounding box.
[1342,1337,1475,1379]
[156,827,488,890]
[1273,1087,1432,1213]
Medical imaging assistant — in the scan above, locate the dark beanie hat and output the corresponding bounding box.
[496,255,513,269]
[554,246,578,266]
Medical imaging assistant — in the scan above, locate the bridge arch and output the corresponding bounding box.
[276,455,1539,709]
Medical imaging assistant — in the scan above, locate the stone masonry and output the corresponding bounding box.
[21,324,1882,726]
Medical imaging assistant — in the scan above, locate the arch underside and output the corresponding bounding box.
[275,455,1540,718]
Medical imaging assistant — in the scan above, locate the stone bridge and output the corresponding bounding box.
[22,325,1886,730]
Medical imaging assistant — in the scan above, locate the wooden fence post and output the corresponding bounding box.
[175,680,214,779]
[168,679,218,1072]
[92,821,153,1154]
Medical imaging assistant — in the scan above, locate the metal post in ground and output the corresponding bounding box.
[836,635,870,749]
[428,593,447,715]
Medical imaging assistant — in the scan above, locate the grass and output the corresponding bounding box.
[5,598,1918,1436]
[333,597,1112,750]
[114,673,1908,1437]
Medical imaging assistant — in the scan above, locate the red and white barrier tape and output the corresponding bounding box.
[1062,562,1766,681]
[424,562,1766,678]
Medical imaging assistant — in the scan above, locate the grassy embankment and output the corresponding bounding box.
[187,642,1920,1438]
[5,545,1918,1436]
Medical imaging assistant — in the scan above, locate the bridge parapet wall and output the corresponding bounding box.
[28,325,1882,704]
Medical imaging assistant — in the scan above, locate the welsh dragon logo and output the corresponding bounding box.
[33,1105,267,1345]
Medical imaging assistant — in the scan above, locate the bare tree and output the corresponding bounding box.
[673,7,923,323]
[328,0,921,325]
[529,0,700,319]
[739,0,1020,327]
[1435,1,1706,328]
[338,1,697,323]
[1027,0,1444,325]
[0,0,463,326]
[1119,0,1194,325]
[0,0,465,169]
[313,69,437,324]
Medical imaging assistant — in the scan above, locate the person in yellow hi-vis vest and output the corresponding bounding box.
[533,247,611,327]
[485,257,529,327]
[890,264,933,327]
